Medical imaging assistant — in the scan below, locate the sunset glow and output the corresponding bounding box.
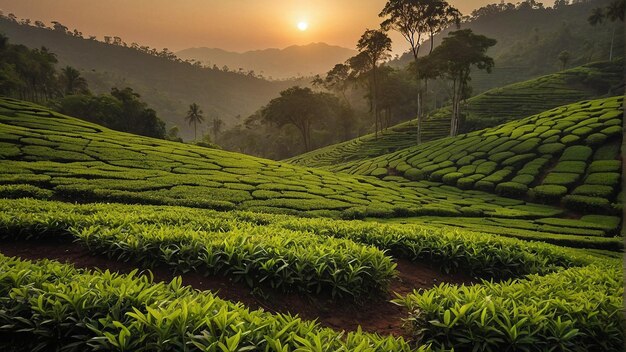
[297,21,309,31]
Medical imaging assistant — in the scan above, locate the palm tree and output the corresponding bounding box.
[605,0,625,61]
[185,103,204,140]
[60,66,88,95]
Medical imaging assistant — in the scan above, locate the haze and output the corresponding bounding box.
[0,0,497,53]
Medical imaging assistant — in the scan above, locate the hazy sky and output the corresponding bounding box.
[0,0,497,53]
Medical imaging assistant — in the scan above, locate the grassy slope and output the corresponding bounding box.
[0,97,567,222]
[287,61,623,168]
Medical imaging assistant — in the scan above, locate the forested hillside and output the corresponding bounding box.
[0,17,306,139]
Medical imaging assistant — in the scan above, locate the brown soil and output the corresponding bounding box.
[0,240,474,338]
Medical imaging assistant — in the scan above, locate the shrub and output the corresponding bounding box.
[456,177,476,189]
[511,174,535,185]
[585,133,607,145]
[563,195,611,213]
[542,172,580,187]
[593,143,620,160]
[511,138,541,153]
[495,182,528,198]
[474,180,495,192]
[0,184,53,199]
[585,172,620,186]
[404,168,424,181]
[553,161,587,174]
[560,145,593,162]
[370,167,388,177]
[501,153,536,167]
[442,172,464,185]
[537,143,565,155]
[588,160,621,173]
[531,185,568,203]
[572,184,614,198]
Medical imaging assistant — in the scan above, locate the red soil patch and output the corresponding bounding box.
[0,240,474,337]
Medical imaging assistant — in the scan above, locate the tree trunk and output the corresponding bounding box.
[609,26,616,61]
[194,121,197,140]
[373,66,379,140]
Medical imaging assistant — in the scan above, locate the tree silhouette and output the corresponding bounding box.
[185,103,205,140]
[558,50,571,70]
[60,66,89,95]
[356,29,392,139]
[380,0,460,144]
[589,0,624,61]
[260,86,339,152]
[425,29,496,136]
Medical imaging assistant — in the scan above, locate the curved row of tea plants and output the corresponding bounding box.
[333,96,623,213]
[0,97,565,220]
[0,201,395,300]
[0,199,622,351]
[0,255,419,352]
[0,199,606,280]
[286,61,623,168]
[374,214,623,251]
[394,263,623,351]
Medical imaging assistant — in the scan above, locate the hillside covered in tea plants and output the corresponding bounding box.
[0,94,622,351]
[287,61,624,168]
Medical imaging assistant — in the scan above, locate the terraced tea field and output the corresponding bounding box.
[287,61,623,168]
[0,96,622,351]
[334,97,623,217]
[0,97,574,222]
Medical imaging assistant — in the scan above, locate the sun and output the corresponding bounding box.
[297,21,309,31]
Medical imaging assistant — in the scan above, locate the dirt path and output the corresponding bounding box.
[0,239,474,337]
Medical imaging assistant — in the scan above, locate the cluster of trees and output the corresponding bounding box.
[54,88,167,139]
[469,0,596,20]
[588,0,625,61]
[0,33,171,140]
[0,34,59,101]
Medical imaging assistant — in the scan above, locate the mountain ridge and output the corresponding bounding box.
[176,42,356,79]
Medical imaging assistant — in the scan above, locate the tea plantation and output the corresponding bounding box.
[334,96,623,217]
[287,61,623,168]
[0,96,623,351]
[0,97,573,221]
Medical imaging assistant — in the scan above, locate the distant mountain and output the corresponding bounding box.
[0,18,309,139]
[177,43,357,79]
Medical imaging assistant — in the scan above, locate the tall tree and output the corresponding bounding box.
[588,1,624,61]
[380,0,460,144]
[260,86,339,152]
[355,29,392,139]
[211,115,224,141]
[425,29,496,136]
[605,0,625,61]
[558,50,571,70]
[60,66,89,95]
[185,103,204,140]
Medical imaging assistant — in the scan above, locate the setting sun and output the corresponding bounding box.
[297,21,309,31]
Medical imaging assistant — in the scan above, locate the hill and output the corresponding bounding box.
[0,96,622,251]
[176,43,356,79]
[287,61,623,168]
[0,98,622,350]
[0,96,566,220]
[390,0,623,94]
[0,18,307,139]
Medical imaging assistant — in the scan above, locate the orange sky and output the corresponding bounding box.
[0,0,499,53]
